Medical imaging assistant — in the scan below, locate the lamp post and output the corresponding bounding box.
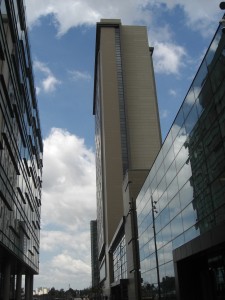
[128,196,142,300]
[151,196,161,300]
[220,2,225,9]
[220,2,225,33]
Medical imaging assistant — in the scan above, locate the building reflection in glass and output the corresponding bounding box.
[136,22,225,300]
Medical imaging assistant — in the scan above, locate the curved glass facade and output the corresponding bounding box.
[136,23,225,300]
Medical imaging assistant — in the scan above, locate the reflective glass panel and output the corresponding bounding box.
[162,131,173,158]
[171,108,185,140]
[167,175,179,202]
[184,225,200,243]
[173,126,187,157]
[185,103,199,136]
[196,77,213,116]
[181,202,198,231]
[177,162,192,190]
[171,213,184,240]
[158,189,168,212]
[206,30,222,67]
[169,194,181,220]
[175,145,189,174]
[163,241,173,263]
[161,225,172,248]
[172,233,185,249]
[179,180,194,210]
[160,205,170,229]
[192,60,208,99]
[183,88,195,119]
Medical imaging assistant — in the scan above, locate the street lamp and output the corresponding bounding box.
[220,2,225,9]
[220,2,225,33]
[151,196,161,300]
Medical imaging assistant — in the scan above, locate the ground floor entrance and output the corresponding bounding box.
[177,248,224,300]
[0,245,35,300]
[111,279,128,300]
[173,221,225,300]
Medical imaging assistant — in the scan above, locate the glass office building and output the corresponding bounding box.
[136,21,225,300]
[0,1,43,299]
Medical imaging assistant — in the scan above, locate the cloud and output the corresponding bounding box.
[42,128,96,229]
[68,70,92,82]
[153,42,187,75]
[34,128,96,289]
[147,0,221,37]
[51,253,91,274]
[35,86,41,95]
[25,0,151,37]
[169,89,177,97]
[42,75,61,92]
[40,230,90,253]
[26,0,221,79]
[160,109,169,119]
[37,253,91,290]
[33,60,61,93]
[25,0,221,37]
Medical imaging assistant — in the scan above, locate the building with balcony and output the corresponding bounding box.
[0,1,43,299]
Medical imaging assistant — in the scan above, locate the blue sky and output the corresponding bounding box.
[24,0,224,291]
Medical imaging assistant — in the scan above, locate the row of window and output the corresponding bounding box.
[0,0,42,272]
[115,28,128,175]
[136,22,225,300]
[95,58,104,257]
[113,235,127,282]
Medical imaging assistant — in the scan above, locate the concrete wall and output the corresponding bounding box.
[121,26,161,170]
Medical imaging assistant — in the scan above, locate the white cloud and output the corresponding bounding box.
[68,70,92,82]
[148,24,174,45]
[148,0,221,37]
[40,230,90,253]
[25,0,152,37]
[42,75,61,92]
[169,89,177,97]
[160,109,169,119]
[153,42,187,75]
[26,0,221,79]
[33,60,61,93]
[34,128,96,289]
[51,253,91,274]
[35,86,41,95]
[37,253,91,290]
[42,128,96,229]
[25,0,221,37]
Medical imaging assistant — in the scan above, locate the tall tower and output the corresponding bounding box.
[93,19,161,299]
[0,0,43,299]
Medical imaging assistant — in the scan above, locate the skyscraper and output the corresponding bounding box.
[0,1,43,299]
[93,19,161,299]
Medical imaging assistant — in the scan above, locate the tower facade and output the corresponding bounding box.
[93,19,161,299]
[0,1,43,299]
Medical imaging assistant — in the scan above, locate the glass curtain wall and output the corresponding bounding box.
[136,22,225,300]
